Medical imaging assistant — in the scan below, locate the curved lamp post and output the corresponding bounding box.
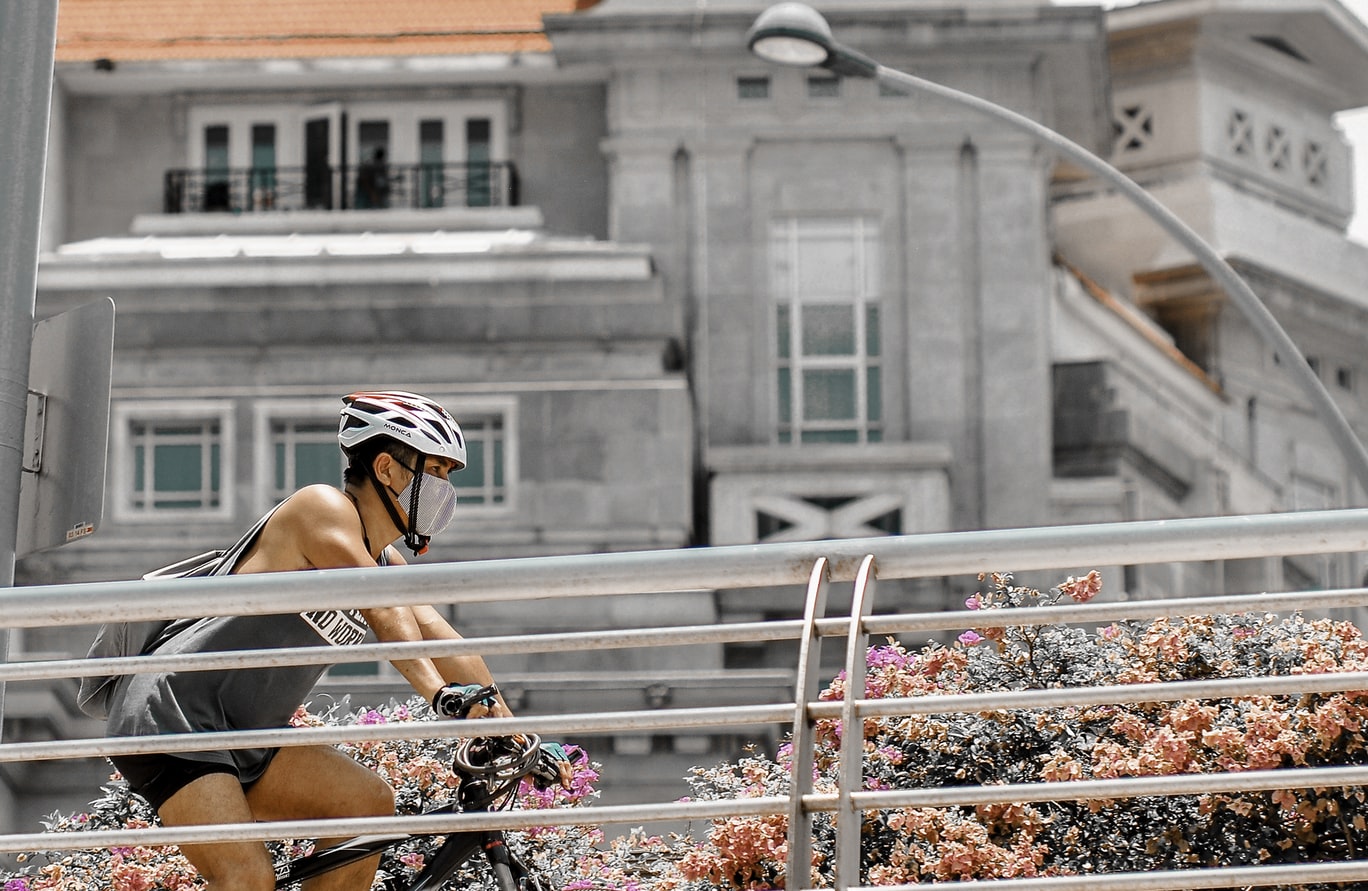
[748,4,1368,886]
[746,2,1368,497]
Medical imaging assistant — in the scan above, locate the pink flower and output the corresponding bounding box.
[1061,570,1102,603]
[958,630,984,646]
[965,595,982,610]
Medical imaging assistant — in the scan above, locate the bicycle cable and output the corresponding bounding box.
[452,735,542,811]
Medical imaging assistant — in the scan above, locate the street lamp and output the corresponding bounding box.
[746,2,1368,495]
[749,2,1368,886]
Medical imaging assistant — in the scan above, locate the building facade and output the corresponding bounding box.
[7,0,1368,831]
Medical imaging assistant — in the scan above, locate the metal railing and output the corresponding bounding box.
[162,161,519,214]
[4,508,1368,890]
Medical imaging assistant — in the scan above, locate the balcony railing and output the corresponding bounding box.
[162,161,519,214]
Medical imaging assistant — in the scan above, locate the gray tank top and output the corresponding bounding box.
[105,550,383,782]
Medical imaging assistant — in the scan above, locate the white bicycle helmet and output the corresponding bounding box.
[338,390,466,469]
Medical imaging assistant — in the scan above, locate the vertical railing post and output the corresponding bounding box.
[786,557,831,889]
[834,555,877,889]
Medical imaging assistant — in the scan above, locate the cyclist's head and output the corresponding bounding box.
[338,391,466,555]
[338,390,466,482]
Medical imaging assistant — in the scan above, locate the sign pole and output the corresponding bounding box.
[0,1,59,726]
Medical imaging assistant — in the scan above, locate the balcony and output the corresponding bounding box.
[163,161,519,215]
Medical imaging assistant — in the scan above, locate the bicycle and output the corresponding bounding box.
[273,685,561,891]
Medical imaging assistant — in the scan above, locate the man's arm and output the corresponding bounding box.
[410,603,513,717]
[375,545,512,716]
[358,604,451,704]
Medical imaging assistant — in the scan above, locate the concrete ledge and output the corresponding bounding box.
[130,205,545,236]
[708,442,954,474]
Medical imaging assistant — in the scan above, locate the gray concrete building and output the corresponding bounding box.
[7,0,1368,832]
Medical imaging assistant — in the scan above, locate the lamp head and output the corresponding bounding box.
[746,3,879,79]
[746,2,834,68]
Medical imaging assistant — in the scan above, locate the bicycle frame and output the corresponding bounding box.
[275,765,539,891]
[275,818,527,891]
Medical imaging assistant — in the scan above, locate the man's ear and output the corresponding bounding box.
[371,451,398,487]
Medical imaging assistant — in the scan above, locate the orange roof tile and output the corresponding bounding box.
[55,0,594,63]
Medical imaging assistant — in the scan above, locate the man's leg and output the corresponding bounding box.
[247,745,396,891]
[157,772,278,891]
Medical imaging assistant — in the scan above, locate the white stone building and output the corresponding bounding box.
[6,0,1368,832]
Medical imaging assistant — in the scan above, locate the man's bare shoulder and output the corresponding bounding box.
[238,485,369,572]
[281,484,355,520]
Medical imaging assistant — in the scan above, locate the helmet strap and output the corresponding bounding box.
[366,460,430,556]
[407,468,429,555]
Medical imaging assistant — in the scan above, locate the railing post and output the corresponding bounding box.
[786,557,831,889]
[834,555,877,889]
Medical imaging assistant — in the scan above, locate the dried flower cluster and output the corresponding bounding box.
[5,570,1368,889]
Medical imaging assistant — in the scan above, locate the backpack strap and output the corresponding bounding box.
[210,502,283,576]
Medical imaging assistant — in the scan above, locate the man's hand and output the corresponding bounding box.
[530,741,576,791]
[432,682,499,719]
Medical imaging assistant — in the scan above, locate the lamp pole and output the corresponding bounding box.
[746,1,1368,497]
[747,3,1368,887]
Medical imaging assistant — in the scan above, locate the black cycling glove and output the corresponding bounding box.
[433,682,499,718]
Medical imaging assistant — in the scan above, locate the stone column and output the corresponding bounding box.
[974,133,1055,529]
[898,132,982,529]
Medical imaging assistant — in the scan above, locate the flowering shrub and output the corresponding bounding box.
[6,571,1368,889]
[672,571,1368,889]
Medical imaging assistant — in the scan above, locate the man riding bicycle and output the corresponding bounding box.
[104,390,571,891]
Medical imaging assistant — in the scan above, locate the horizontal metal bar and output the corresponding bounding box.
[840,859,1368,891]
[803,670,1368,721]
[4,508,1367,629]
[862,585,1368,637]
[9,763,1368,858]
[0,795,791,854]
[0,619,806,683]
[835,763,1368,810]
[0,705,796,763]
[11,582,1368,686]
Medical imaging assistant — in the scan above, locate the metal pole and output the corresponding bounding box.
[0,1,59,727]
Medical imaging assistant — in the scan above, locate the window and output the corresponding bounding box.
[270,419,344,504]
[452,409,510,505]
[419,119,445,208]
[770,217,883,444]
[354,120,391,209]
[255,399,341,511]
[113,401,234,520]
[807,75,840,99]
[250,123,277,210]
[466,118,493,208]
[203,124,230,210]
[738,76,770,100]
